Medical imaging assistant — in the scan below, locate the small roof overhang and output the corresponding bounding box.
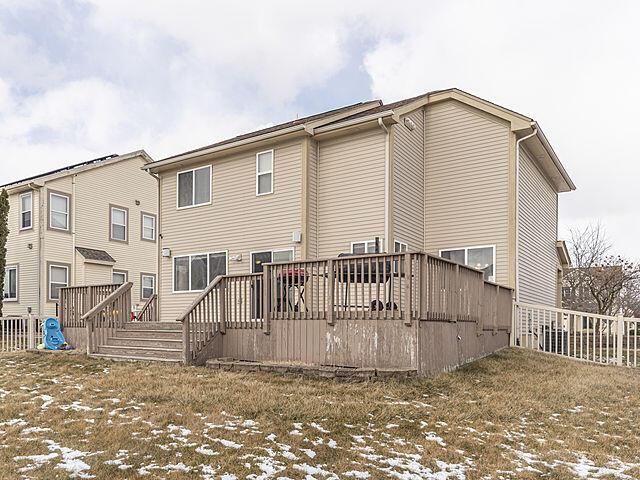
[556,240,572,268]
[75,247,116,265]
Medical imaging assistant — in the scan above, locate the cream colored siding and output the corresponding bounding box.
[424,100,511,285]
[316,128,386,257]
[3,189,40,316]
[159,140,303,322]
[83,263,112,285]
[393,109,425,250]
[518,145,558,305]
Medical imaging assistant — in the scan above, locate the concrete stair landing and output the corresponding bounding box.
[91,322,183,363]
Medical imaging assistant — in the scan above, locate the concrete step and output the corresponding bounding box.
[112,329,183,340]
[123,322,182,331]
[97,344,182,361]
[105,336,183,349]
[92,353,182,363]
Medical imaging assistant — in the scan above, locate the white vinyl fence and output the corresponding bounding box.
[0,316,44,352]
[513,302,640,367]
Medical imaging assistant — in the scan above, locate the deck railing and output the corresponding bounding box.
[0,316,44,352]
[136,294,158,322]
[82,282,133,354]
[59,284,120,327]
[177,252,514,364]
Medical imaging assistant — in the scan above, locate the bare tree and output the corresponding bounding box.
[563,223,640,315]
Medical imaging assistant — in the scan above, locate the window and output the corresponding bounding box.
[20,192,32,230]
[173,251,228,292]
[3,266,17,301]
[49,192,69,231]
[251,249,293,273]
[49,264,69,301]
[110,206,128,242]
[112,270,127,285]
[394,240,408,253]
[177,165,211,208]
[351,240,378,255]
[256,150,273,195]
[440,245,495,282]
[141,213,156,241]
[141,274,156,300]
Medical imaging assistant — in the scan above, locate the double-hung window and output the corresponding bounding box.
[440,245,495,282]
[49,192,69,231]
[110,206,128,242]
[351,240,378,255]
[256,150,273,195]
[177,165,211,208]
[20,192,32,230]
[3,266,17,301]
[141,274,156,300]
[141,213,156,241]
[173,251,228,292]
[49,264,69,301]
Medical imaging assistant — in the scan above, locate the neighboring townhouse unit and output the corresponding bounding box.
[2,151,158,317]
[144,88,575,323]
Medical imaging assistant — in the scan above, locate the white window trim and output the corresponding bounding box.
[19,192,33,231]
[394,239,408,253]
[256,149,274,196]
[176,165,212,210]
[112,270,128,284]
[49,192,69,231]
[141,274,156,299]
[142,214,156,241]
[172,250,228,293]
[350,240,379,254]
[4,265,18,302]
[250,248,294,273]
[48,264,69,301]
[439,244,496,282]
[110,206,128,242]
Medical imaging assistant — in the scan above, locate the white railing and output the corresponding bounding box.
[513,302,640,367]
[0,316,44,352]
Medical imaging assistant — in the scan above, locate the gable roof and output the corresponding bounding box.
[75,246,116,264]
[1,150,154,192]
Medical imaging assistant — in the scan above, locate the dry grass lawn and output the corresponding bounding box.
[0,348,639,479]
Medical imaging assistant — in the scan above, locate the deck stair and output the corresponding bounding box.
[92,322,183,362]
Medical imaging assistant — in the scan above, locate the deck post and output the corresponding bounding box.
[27,313,36,350]
[219,280,227,335]
[263,266,271,335]
[403,253,412,326]
[616,315,624,366]
[327,259,335,325]
[85,318,93,355]
[182,317,191,365]
[453,264,460,323]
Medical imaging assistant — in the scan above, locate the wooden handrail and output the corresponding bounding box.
[137,294,158,322]
[82,282,133,323]
[176,275,225,323]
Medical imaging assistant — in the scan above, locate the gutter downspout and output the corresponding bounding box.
[71,175,77,285]
[378,118,390,253]
[515,126,537,302]
[37,186,44,317]
[149,171,161,321]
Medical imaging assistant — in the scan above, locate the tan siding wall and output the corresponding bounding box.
[3,189,40,316]
[307,139,318,259]
[316,128,386,257]
[393,108,425,251]
[83,263,112,285]
[424,100,511,285]
[518,145,558,305]
[158,140,303,322]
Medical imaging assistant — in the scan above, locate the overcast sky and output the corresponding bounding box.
[0,1,638,258]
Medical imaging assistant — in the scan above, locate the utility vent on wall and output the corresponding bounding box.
[403,118,416,131]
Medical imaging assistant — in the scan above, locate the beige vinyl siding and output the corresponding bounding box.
[83,263,112,285]
[393,108,425,251]
[3,189,40,316]
[518,145,558,305]
[424,100,511,285]
[316,128,386,257]
[159,140,303,322]
[307,139,318,259]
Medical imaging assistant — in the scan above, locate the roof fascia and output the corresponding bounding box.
[304,100,383,133]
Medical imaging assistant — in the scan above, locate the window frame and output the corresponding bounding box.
[19,192,33,231]
[439,244,496,282]
[172,250,228,293]
[140,273,156,301]
[109,205,129,243]
[141,212,157,242]
[48,190,70,233]
[47,263,69,302]
[255,149,274,196]
[250,248,294,273]
[350,240,378,255]
[3,265,18,302]
[176,165,212,210]
[394,240,408,253]
[112,269,128,285]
